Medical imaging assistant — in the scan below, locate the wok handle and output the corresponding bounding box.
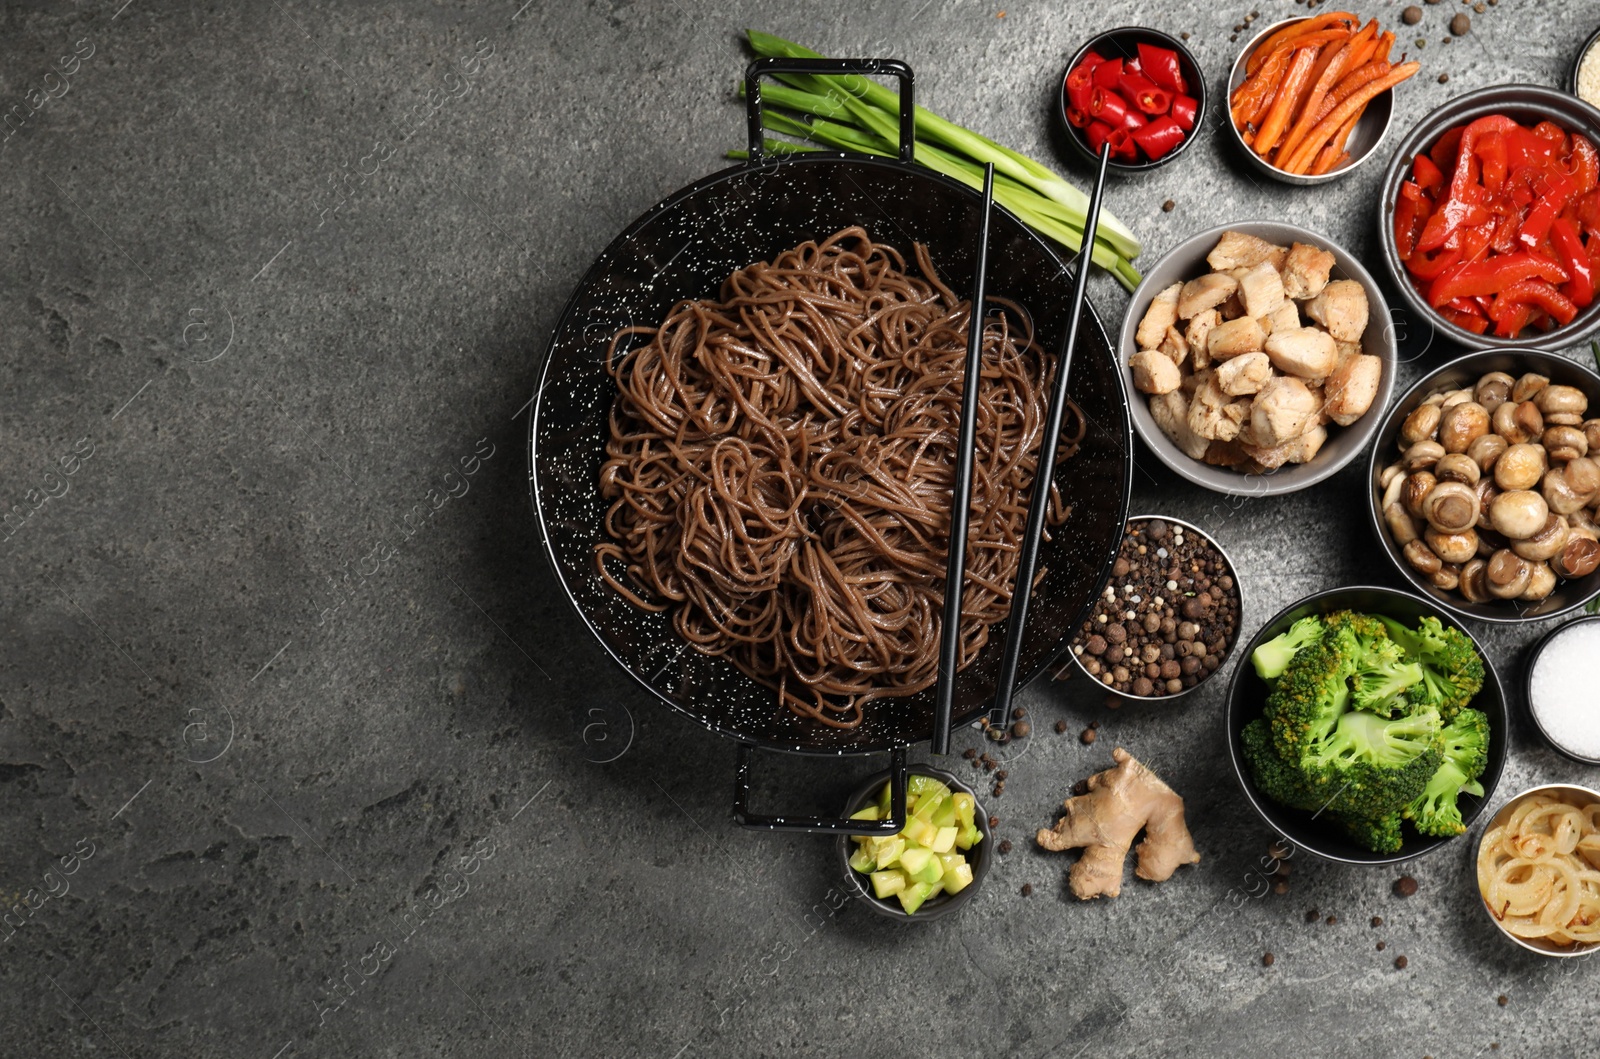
[744,57,915,164]
[733,743,907,833]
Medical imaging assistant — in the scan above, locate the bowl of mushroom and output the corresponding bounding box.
[1121,222,1397,495]
[1369,349,1600,623]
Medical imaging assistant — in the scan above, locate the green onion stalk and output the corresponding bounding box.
[733,30,1142,290]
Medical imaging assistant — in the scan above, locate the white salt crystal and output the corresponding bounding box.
[1529,622,1600,761]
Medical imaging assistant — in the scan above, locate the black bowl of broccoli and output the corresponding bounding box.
[1225,585,1508,865]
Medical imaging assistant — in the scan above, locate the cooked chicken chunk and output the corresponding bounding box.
[1204,439,1253,468]
[1158,325,1188,366]
[1251,375,1319,447]
[1267,300,1300,335]
[1129,349,1182,395]
[1237,261,1285,319]
[1303,279,1369,343]
[1208,315,1267,359]
[1177,273,1238,319]
[1185,309,1220,371]
[1218,291,1247,320]
[1136,283,1182,350]
[1244,423,1329,469]
[1281,242,1337,300]
[1324,352,1383,426]
[1216,351,1272,396]
[1149,389,1210,460]
[1187,375,1250,442]
[1206,230,1289,272]
[1264,326,1339,379]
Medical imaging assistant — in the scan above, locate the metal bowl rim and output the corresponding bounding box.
[1473,782,1600,957]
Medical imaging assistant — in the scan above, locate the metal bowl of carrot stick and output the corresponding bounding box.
[1226,15,1415,186]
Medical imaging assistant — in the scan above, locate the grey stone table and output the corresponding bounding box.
[2,1,1594,1056]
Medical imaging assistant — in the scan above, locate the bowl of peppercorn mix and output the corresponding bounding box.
[1062,516,1244,700]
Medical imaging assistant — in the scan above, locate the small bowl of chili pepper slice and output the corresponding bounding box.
[1227,15,1415,185]
[1060,27,1205,174]
[1379,84,1600,349]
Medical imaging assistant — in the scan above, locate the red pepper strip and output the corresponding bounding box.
[1430,125,1463,174]
[1439,305,1491,334]
[1490,279,1580,331]
[1574,188,1600,235]
[1131,116,1186,161]
[1395,182,1430,260]
[1089,86,1130,126]
[1427,251,1569,307]
[1519,171,1576,249]
[1569,133,1599,194]
[1137,43,1184,93]
[1448,116,1520,204]
[1121,107,1149,130]
[1475,132,1508,194]
[1093,58,1124,88]
[1086,120,1115,155]
[1170,94,1197,131]
[1551,216,1595,308]
[1534,120,1569,152]
[1418,193,1491,254]
[1457,221,1495,263]
[1490,300,1534,337]
[1066,64,1096,112]
[1506,126,1558,170]
[1490,211,1519,254]
[1445,297,1486,317]
[1413,152,1445,193]
[1406,245,1463,280]
[1107,127,1139,161]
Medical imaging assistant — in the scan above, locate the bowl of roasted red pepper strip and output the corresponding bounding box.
[1061,27,1205,173]
[1381,85,1600,349]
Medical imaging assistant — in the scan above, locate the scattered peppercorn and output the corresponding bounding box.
[1305,908,1320,923]
[999,839,1013,854]
[1055,719,1069,734]
[962,748,977,760]
[1450,12,1470,34]
[988,814,1000,828]
[1180,31,1190,40]
[1161,199,1176,212]
[1377,941,1387,951]
[1497,994,1508,1007]
[1415,37,1427,48]
[1473,0,1484,10]
[1081,727,1097,745]
[1012,707,1027,719]
[1262,952,1276,967]
[1395,875,1419,897]
[1402,5,1422,23]
[1371,916,1384,928]
[1438,73,1450,83]
[1275,861,1291,877]
[1326,914,1338,925]
[1020,883,1033,897]
[1395,955,1409,969]
[1272,880,1290,895]
[1011,720,1031,739]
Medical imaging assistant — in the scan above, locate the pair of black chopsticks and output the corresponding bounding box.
[931,144,1113,755]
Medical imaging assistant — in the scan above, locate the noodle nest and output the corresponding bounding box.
[595,227,1081,728]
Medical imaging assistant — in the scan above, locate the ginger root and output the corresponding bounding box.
[1035,747,1201,899]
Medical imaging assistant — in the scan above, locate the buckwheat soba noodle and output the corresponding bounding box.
[595,227,1083,729]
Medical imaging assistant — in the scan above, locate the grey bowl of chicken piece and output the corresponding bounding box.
[1119,221,1399,497]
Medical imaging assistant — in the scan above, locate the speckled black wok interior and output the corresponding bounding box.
[530,153,1132,753]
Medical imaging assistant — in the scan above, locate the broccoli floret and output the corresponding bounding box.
[1403,708,1492,837]
[1331,810,1405,854]
[1252,615,1326,681]
[1264,624,1357,763]
[1377,615,1486,720]
[1332,614,1425,714]
[1300,708,1444,820]
[1324,610,1391,640]
[1241,718,1323,812]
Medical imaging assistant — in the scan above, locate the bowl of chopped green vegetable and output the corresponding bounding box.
[1224,585,1507,866]
[836,766,992,920]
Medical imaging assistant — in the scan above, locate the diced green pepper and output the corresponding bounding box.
[871,869,907,899]
[951,792,976,830]
[929,826,958,854]
[942,862,974,895]
[849,806,881,822]
[955,823,981,851]
[902,815,938,848]
[868,836,905,870]
[897,879,937,914]
[848,846,876,874]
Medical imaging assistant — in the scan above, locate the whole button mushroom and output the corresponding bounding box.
[1404,439,1446,472]
[1403,471,1438,518]
[1422,480,1479,534]
[1543,457,1600,515]
[1511,373,1550,404]
[1495,443,1548,491]
[1542,425,1589,463]
[1584,419,1600,453]
[1440,388,1475,409]
[1429,562,1462,592]
[1485,549,1533,599]
[1510,514,1570,562]
[1401,403,1442,446]
[1552,529,1600,579]
[1535,384,1589,426]
[1492,401,1543,446]
[1489,489,1549,540]
[1438,401,1490,453]
[1459,558,1492,603]
[1477,526,1511,558]
[1386,502,1422,546]
[1403,539,1442,576]
[1434,453,1480,486]
[1425,527,1479,564]
[1468,433,1508,473]
[1520,561,1558,601]
[1474,478,1500,528]
[1474,372,1515,413]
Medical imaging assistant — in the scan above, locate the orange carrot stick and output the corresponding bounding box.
[1232,47,1290,129]
[1374,30,1394,63]
[1278,24,1369,163]
[1246,12,1359,75]
[1310,109,1364,174]
[1313,60,1392,124]
[1283,61,1420,173]
[1311,148,1351,175]
[1255,44,1321,159]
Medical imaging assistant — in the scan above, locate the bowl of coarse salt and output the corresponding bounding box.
[1525,616,1600,765]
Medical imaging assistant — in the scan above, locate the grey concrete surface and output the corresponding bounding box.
[2,1,1595,1057]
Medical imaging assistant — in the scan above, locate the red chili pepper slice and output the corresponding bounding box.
[1089,86,1130,126]
[1170,94,1197,132]
[1406,246,1464,281]
[1066,104,1089,128]
[1106,127,1139,161]
[1131,116,1186,162]
[1137,43,1185,94]
[1519,170,1576,249]
[1066,64,1096,112]
[1093,58,1124,89]
[1120,107,1149,131]
[1078,50,1108,70]
[1085,120,1115,156]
